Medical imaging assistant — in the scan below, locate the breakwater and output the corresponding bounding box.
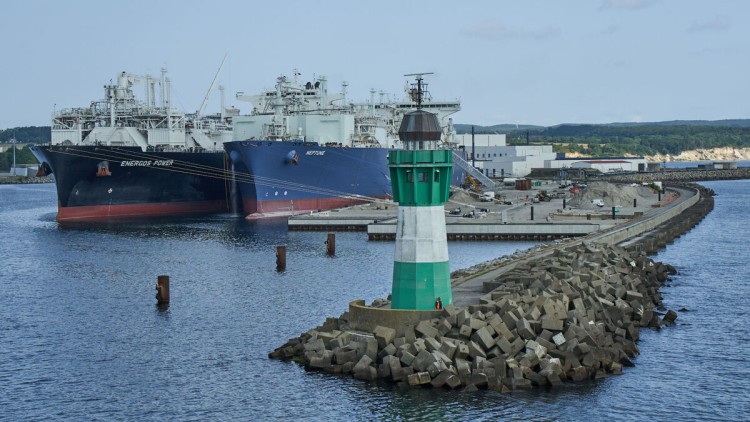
[601,167,750,183]
[0,176,52,185]
[270,183,715,392]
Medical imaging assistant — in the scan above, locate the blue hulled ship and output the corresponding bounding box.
[226,73,465,218]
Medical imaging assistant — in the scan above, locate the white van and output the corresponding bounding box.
[592,199,604,207]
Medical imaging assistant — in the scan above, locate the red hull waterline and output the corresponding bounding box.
[56,200,229,222]
[243,196,390,220]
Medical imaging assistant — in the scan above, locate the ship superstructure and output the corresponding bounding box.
[232,73,460,148]
[51,68,234,150]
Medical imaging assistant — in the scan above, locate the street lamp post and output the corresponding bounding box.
[11,134,16,176]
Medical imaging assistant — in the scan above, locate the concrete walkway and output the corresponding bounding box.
[450,185,697,307]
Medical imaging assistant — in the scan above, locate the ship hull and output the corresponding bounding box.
[224,140,392,218]
[31,145,233,221]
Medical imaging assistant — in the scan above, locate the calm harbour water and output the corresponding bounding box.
[1,181,748,420]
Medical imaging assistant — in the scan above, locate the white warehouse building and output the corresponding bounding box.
[456,143,558,178]
[547,158,647,173]
[454,133,647,178]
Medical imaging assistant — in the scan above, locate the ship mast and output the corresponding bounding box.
[403,72,434,108]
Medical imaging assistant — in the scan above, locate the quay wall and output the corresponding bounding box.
[593,185,700,246]
[0,176,52,185]
[368,223,601,241]
[618,183,714,256]
[347,300,442,334]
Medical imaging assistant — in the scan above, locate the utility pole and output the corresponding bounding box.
[11,131,16,176]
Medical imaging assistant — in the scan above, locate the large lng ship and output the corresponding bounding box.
[225,73,466,218]
[31,67,238,221]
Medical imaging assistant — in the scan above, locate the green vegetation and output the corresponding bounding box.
[0,127,49,171]
[460,120,750,157]
[0,146,38,171]
[0,126,50,144]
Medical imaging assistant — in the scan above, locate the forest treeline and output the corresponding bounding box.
[0,126,50,170]
[4,121,750,166]
[457,120,750,157]
[0,126,50,144]
[0,146,37,171]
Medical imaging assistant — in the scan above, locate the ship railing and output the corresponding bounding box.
[452,152,495,189]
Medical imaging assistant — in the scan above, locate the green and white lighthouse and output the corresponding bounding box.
[389,74,453,310]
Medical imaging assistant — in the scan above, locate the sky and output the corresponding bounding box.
[1,0,747,129]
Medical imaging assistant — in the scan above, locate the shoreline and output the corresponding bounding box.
[0,176,53,185]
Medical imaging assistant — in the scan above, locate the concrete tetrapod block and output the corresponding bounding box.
[471,326,496,351]
[468,341,487,360]
[440,340,457,360]
[304,338,326,353]
[373,325,397,349]
[455,343,470,360]
[404,325,417,343]
[310,350,333,369]
[517,318,536,340]
[431,369,455,388]
[427,359,449,378]
[383,355,402,381]
[424,337,441,353]
[334,348,359,366]
[445,374,462,389]
[365,337,379,361]
[406,372,420,386]
[416,320,440,339]
[352,355,375,381]
[432,349,453,367]
[437,318,453,336]
[378,361,391,379]
[469,317,488,331]
[662,309,678,325]
[413,349,436,372]
[501,311,519,331]
[496,336,513,355]
[487,346,505,359]
[399,350,416,367]
[552,332,566,347]
[491,320,516,343]
[509,337,525,357]
[468,371,489,389]
[541,315,564,332]
[329,337,345,350]
[525,340,547,359]
[393,337,406,348]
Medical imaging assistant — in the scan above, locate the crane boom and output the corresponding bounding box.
[198,53,228,118]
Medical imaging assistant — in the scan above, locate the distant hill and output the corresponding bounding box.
[455,119,750,134]
[600,119,750,128]
[454,119,750,158]
[454,124,544,134]
[0,126,51,144]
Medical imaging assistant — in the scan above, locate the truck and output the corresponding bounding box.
[480,192,496,202]
[536,190,552,202]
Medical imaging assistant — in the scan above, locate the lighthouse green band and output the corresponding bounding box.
[391,261,452,310]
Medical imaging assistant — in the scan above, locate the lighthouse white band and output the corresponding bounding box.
[394,205,449,263]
